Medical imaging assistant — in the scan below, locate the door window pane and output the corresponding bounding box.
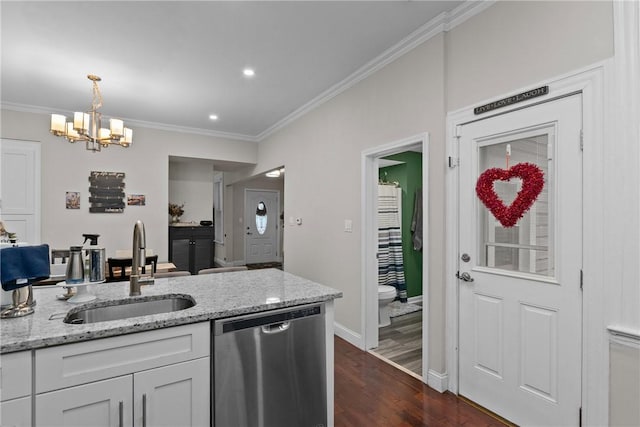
[478,133,554,277]
[255,201,267,235]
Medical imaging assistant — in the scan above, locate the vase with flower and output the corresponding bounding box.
[169,203,185,224]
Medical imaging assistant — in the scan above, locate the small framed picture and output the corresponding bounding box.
[127,194,146,206]
[66,192,80,209]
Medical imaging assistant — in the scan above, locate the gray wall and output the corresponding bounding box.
[232,0,614,373]
[0,109,257,261]
[168,160,215,224]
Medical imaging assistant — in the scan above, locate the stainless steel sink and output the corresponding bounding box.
[64,294,195,324]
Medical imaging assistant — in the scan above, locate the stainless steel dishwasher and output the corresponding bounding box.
[213,303,327,427]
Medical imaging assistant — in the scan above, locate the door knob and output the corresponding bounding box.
[456,271,474,282]
[247,232,253,235]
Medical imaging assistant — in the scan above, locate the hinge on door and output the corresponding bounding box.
[580,269,584,290]
[448,156,459,169]
[580,129,584,151]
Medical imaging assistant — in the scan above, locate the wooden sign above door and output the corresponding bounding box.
[474,86,549,115]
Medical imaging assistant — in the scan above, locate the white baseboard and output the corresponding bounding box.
[216,259,246,267]
[334,322,364,350]
[427,369,449,393]
[407,295,423,305]
[214,257,230,267]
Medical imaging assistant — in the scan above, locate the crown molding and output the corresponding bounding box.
[1,1,494,144]
[255,0,496,142]
[0,101,260,143]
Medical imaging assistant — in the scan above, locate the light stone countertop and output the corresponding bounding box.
[0,269,342,354]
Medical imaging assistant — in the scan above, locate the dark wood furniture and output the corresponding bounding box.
[168,226,214,275]
[106,255,158,282]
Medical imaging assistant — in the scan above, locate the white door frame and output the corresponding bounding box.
[446,65,605,423]
[361,133,429,382]
[243,188,281,264]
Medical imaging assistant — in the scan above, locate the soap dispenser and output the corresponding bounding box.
[82,234,105,282]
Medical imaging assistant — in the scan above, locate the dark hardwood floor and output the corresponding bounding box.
[334,336,507,427]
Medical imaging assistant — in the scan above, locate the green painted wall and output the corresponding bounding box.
[379,151,423,298]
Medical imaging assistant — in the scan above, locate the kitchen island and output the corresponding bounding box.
[0,269,342,426]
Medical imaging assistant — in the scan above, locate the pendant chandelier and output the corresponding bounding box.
[50,74,132,152]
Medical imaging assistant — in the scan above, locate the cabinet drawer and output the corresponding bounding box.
[169,227,192,239]
[36,323,209,393]
[191,227,214,238]
[0,351,31,401]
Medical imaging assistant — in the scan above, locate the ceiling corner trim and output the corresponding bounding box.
[0,102,259,143]
[256,0,494,142]
[1,102,54,116]
[444,0,498,31]
[122,118,259,143]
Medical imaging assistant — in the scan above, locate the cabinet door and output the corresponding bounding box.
[170,238,190,272]
[134,357,209,427]
[36,376,132,427]
[192,237,213,274]
[1,397,31,427]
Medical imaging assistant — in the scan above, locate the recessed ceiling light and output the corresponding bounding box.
[209,114,218,120]
[243,68,255,77]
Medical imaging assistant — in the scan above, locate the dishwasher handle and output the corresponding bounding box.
[261,321,290,334]
[215,304,323,335]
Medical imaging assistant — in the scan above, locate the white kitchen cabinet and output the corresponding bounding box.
[0,350,32,427]
[133,358,209,427]
[36,358,209,427]
[34,323,210,427]
[36,375,132,427]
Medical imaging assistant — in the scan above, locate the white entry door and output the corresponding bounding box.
[457,95,582,425]
[245,190,280,264]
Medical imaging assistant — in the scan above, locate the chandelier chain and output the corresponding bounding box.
[92,80,103,111]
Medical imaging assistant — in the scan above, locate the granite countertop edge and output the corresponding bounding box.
[1,269,342,354]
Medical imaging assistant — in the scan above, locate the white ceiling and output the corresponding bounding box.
[1,1,464,141]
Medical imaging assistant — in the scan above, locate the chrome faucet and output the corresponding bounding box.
[130,220,154,296]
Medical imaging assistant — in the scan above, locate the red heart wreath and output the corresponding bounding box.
[475,162,544,228]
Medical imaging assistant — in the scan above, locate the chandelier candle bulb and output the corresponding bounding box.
[122,128,133,145]
[110,118,124,137]
[74,112,90,133]
[50,114,66,134]
[65,122,80,141]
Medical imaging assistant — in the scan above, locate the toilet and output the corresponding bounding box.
[378,285,397,327]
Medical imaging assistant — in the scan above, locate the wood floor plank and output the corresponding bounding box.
[375,310,423,375]
[335,336,507,427]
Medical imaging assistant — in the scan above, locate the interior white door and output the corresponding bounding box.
[0,139,41,244]
[245,190,279,264]
[458,95,582,425]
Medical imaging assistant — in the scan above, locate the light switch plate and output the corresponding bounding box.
[344,219,353,232]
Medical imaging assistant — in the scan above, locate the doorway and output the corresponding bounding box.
[244,189,281,265]
[362,133,429,382]
[453,94,583,425]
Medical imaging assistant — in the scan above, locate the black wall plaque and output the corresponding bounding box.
[474,86,549,115]
[88,171,126,213]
